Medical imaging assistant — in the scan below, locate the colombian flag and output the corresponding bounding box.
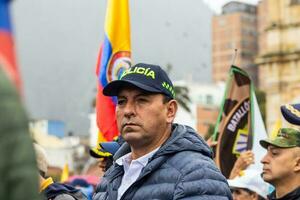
[96,0,131,142]
[0,0,22,93]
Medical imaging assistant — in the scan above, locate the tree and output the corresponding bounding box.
[165,63,191,113]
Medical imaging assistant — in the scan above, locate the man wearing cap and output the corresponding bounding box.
[260,128,300,199]
[93,63,232,200]
[89,141,121,175]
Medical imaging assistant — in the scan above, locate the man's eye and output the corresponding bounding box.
[117,99,126,105]
[137,98,148,103]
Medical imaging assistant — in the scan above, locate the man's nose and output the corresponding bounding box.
[261,153,269,164]
[124,101,136,117]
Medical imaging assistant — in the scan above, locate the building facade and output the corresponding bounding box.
[212,1,258,85]
[256,0,300,131]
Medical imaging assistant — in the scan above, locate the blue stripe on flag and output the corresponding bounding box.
[99,35,112,87]
[0,1,11,31]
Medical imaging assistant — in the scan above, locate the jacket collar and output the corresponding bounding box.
[268,187,300,200]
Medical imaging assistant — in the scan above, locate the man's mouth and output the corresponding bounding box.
[262,168,270,173]
[122,122,139,129]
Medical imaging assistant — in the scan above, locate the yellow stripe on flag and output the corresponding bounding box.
[105,0,131,53]
[60,163,69,183]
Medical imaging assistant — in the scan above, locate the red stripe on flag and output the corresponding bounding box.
[96,84,119,141]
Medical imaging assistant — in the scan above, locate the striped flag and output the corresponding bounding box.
[0,0,22,93]
[95,0,131,142]
[60,163,69,183]
[213,66,267,178]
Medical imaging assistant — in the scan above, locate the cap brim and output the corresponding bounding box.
[259,139,273,149]
[227,179,248,190]
[103,80,161,96]
[281,104,300,125]
[89,147,112,158]
[259,139,295,149]
[99,142,120,155]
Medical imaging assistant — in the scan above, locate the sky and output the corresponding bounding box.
[203,0,259,14]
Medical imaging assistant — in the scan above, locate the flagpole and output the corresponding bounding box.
[231,49,238,66]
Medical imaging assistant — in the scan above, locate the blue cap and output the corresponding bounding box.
[103,63,175,99]
[281,104,300,125]
[100,142,120,155]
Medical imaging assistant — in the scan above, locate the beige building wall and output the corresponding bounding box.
[257,0,300,131]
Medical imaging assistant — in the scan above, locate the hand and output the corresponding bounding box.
[206,137,218,148]
[229,150,254,179]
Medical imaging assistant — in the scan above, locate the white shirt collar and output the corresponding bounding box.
[116,147,160,168]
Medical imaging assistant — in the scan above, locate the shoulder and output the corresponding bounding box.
[168,152,232,199]
[168,150,221,178]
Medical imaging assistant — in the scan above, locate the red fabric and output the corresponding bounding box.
[0,32,22,93]
[96,84,119,141]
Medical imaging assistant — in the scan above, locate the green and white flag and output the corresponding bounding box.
[213,66,267,178]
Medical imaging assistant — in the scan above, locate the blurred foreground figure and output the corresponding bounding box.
[34,143,88,200]
[228,169,270,200]
[93,63,232,200]
[260,128,300,200]
[0,67,40,199]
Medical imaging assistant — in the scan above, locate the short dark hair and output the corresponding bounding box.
[162,95,173,104]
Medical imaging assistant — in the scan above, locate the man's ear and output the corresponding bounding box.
[166,99,178,123]
[294,147,300,172]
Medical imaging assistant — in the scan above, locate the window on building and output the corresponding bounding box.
[198,95,203,104]
[290,0,300,5]
[206,95,213,105]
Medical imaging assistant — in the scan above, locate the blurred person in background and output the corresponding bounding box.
[69,178,94,200]
[89,148,113,175]
[228,169,270,200]
[260,128,300,200]
[89,137,123,174]
[93,63,232,200]
[34,143,88,200]
[0,67,40,200]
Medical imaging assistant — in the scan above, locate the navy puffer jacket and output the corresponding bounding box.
[93,124,232,200]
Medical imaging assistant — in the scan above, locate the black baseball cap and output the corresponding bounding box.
[103,63,175,98]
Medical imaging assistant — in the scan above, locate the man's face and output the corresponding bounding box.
[231,188,257,200]
[261,145,298,184]
[116,87,176,148]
